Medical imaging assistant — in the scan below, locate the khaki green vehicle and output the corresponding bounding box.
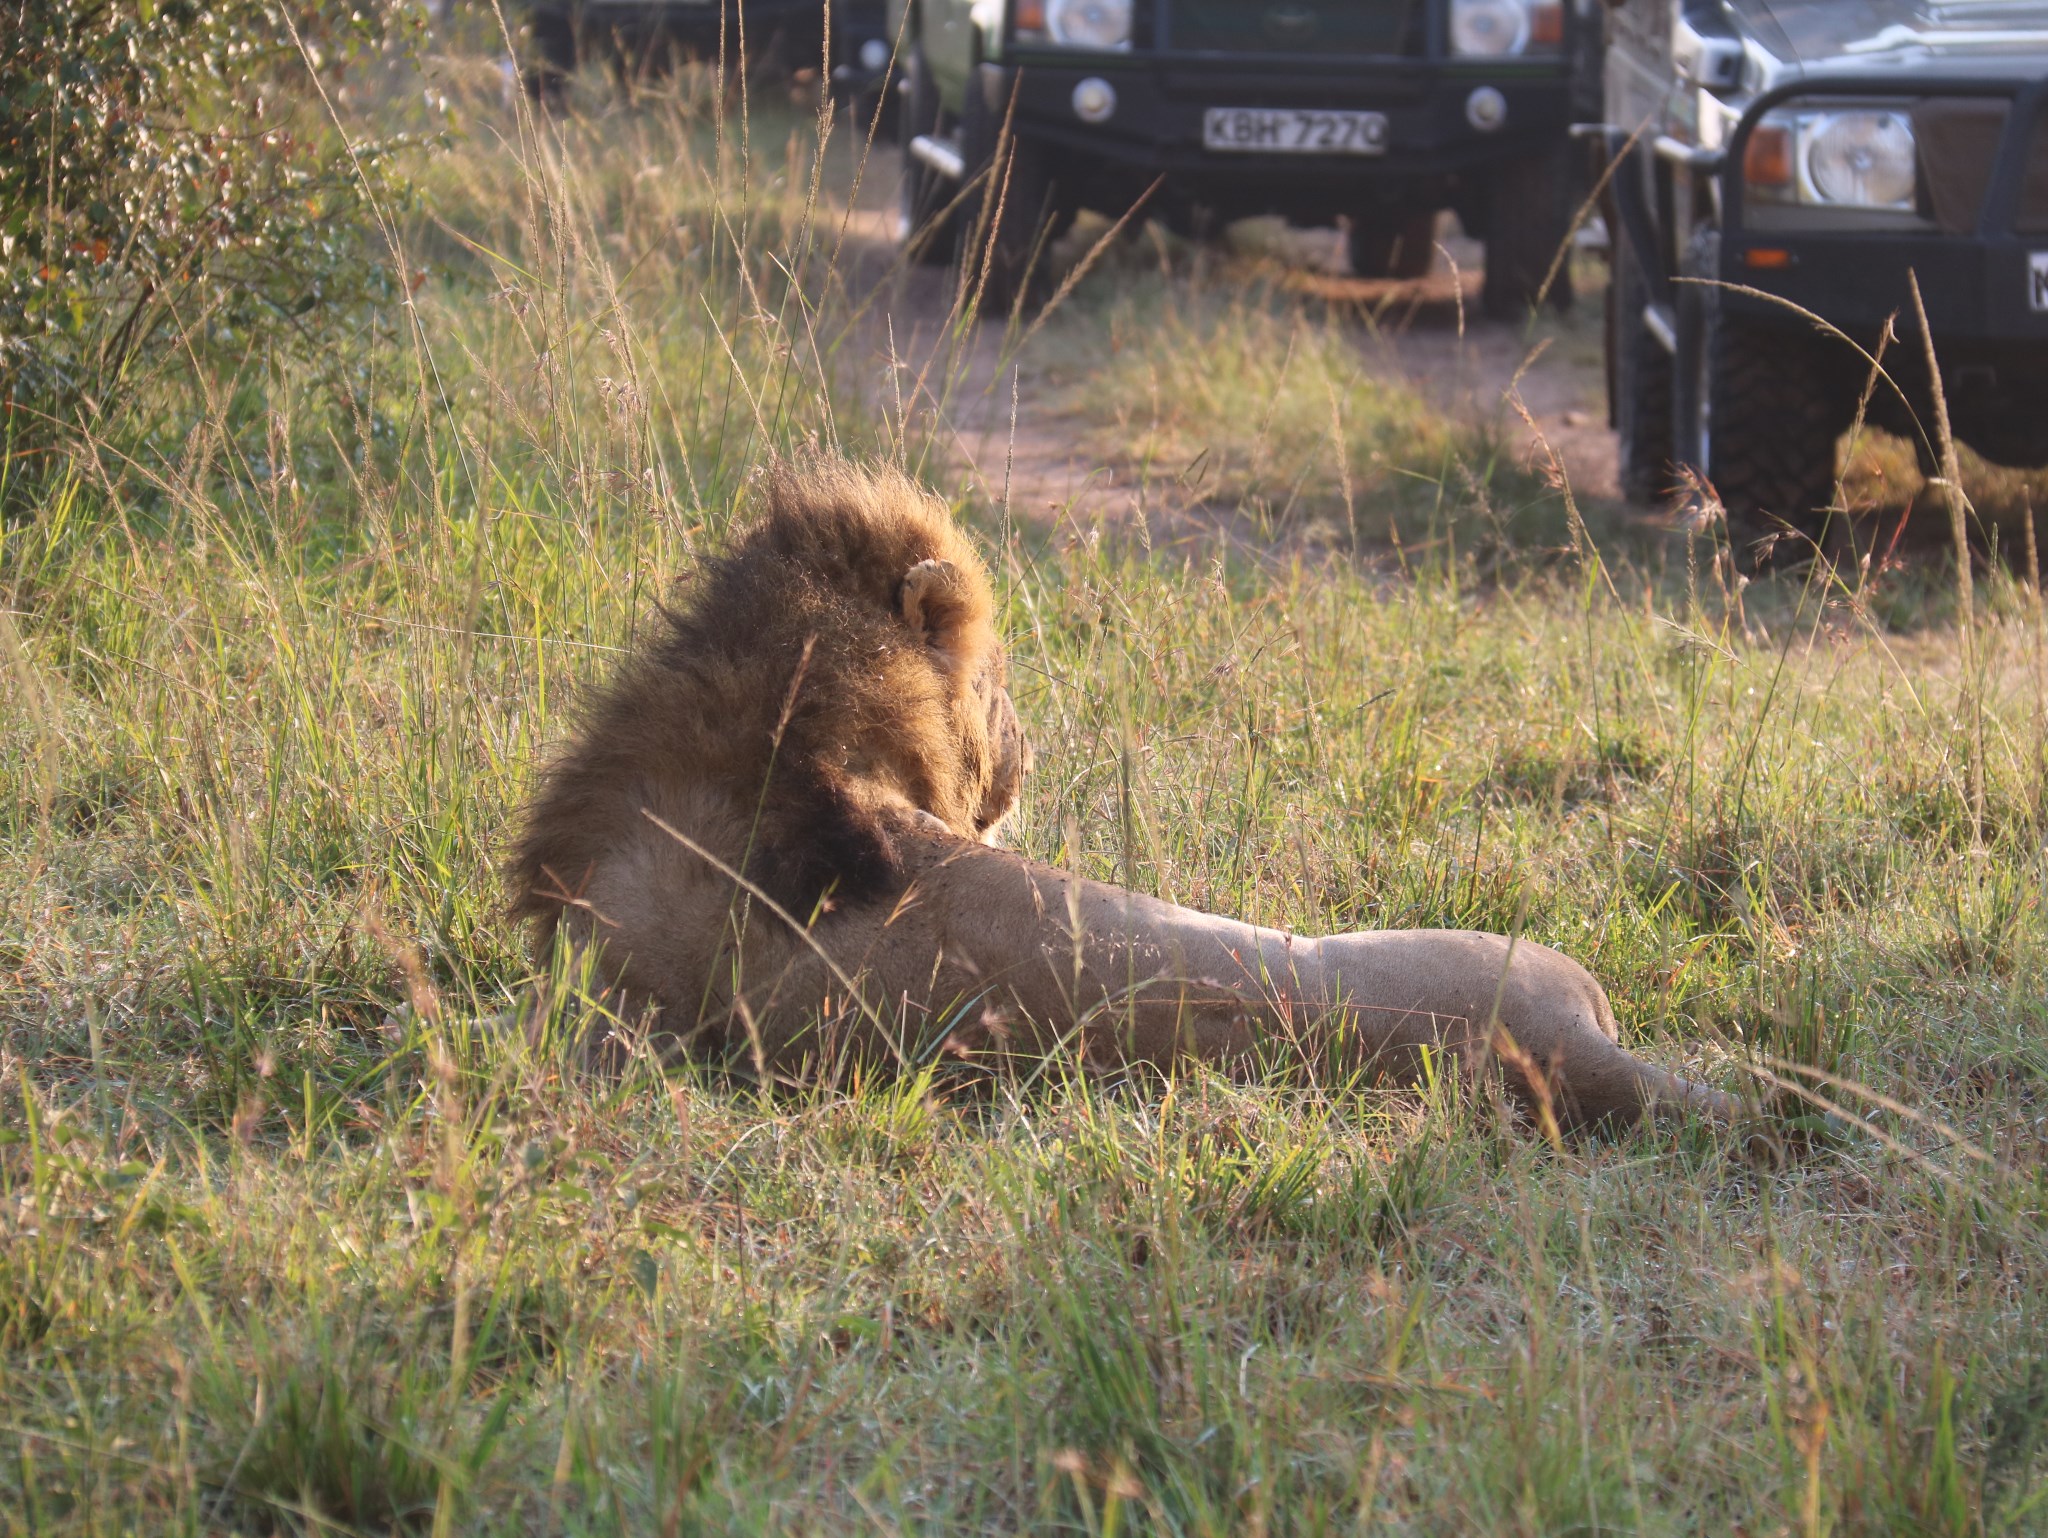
[888,0,1602,312]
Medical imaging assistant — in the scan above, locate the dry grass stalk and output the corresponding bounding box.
[1908,270,1984,842]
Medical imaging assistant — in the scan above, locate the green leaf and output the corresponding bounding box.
[630,1251,660,1299]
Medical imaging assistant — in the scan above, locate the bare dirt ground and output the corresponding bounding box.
[824,142,1621,546]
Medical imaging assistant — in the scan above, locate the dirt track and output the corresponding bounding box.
[830,143,1622,544]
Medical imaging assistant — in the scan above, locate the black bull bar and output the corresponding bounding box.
[1603,71,2048,345]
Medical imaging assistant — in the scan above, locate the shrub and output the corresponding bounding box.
[0,0,420,496]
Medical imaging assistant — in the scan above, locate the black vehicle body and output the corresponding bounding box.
[891,0,1601,314]
[526,0,837,80]
[833,0,899,101]
[1599,0,2048,537]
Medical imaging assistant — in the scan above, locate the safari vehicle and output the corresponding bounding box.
[525,0,837,84]
[888,0,1602,314]
[833,0,900,109]
[1598,0,2048,543]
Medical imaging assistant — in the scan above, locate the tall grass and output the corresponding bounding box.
[1,25,2046,1535]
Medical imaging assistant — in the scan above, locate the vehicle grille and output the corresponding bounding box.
[1914,99,2006,234]
[1914,99,2048,235]
[1164,0,1425,56]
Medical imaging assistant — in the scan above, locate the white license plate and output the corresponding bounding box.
[1202,108,1387,155]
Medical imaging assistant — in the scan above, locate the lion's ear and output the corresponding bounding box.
[898,559,982,665]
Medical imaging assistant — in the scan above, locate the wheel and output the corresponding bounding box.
[1608,207,1672,503]
[1481,143,1575,320]
[741,14,828,88]
[895,42,957,266]
[846,56,901,146]
[1671,230,1851,548]
[1348,211,1437,279]
[1157,202,1219,244]
[955,72,1061,315]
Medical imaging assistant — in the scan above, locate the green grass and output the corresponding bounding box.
[1038,271,1536,539]
[4,39,2048,1536]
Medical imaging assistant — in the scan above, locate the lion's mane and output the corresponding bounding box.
[507,457,1025,1037]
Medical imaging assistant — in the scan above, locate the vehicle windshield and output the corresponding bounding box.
[1728,0,2048,63]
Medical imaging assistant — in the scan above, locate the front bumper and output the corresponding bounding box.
[987,57,1571,208]
[1716,234,2048,345]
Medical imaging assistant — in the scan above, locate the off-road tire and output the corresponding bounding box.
[1348,211,1437,279]
[896,43,956,267]
[846,55,902,146]
[1608,209,1672,503]
[1673,230,1850,552]
[956,74,1059,316]
[1482,144,1575,321]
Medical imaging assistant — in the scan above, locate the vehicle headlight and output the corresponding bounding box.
[1449,0,1563,57]
[1022,0,1131,50]
[1744,106,1919,212]
[1804,111,1916,209]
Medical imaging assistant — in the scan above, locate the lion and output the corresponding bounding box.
[509,456,1735,1129]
